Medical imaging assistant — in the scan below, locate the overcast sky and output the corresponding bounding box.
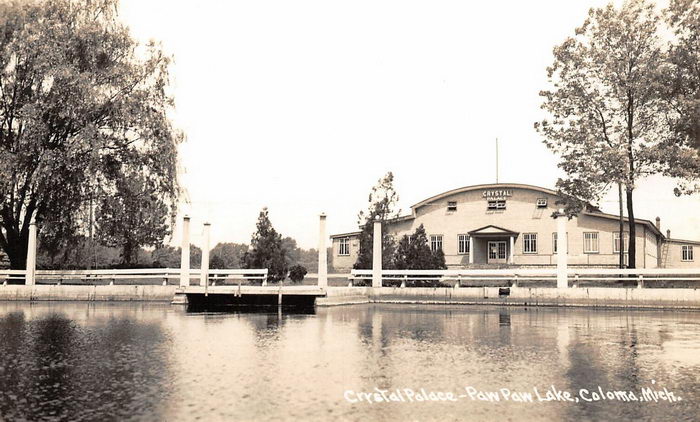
[118,0,699,250]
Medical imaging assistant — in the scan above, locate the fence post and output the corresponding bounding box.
[573,274,579,288]
[556,209,568,289]
[318,213,328,289]
[372,221,382,288]
[512,274,518,288]
[401,274,407,288]
[201,222,210,295]
[637,274,644,289]
[180,216,191,287]
[25,216,37,286]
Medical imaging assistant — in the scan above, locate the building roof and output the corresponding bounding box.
[329,183,671,240]
[411,183,559,210]
[329,231,361,239]
[581,210,663,238]
[666,238,700,246]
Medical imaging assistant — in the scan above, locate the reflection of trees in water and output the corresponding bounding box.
[0,312,172,421]
[0,312,30,419]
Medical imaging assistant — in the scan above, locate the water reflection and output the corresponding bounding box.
[0,303,698,421]
[0,306,172,421]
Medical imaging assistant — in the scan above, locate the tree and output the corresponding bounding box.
[660,0,700,194]
[209,254,225,270]
[95,174,171,265]
[281,236,301,267]
[241,208,288,282]
[210,242,248,268]
[394,224,447,270]
[535,0,700,268]
[288,265,307,283]
[353,172,399,270]
[665,0,700,152]
[0,0,181,269]
[150,244,201,268]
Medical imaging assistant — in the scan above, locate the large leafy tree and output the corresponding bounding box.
[661,0,700,194]
[0,0,181,269]
[353,172,399,270]
[241,208,288,282]
[666,0,700,150]
[535,0,700,268]
[394,224,446,270]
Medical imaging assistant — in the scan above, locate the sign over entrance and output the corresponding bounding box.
[483,189,513,201]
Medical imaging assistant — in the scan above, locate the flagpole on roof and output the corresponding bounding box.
[496,138,499,184]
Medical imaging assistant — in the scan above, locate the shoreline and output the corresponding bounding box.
[0,285,699,310]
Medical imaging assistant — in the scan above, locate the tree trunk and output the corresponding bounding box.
[123,242,133,266]
[625,187,636,269]
[618,183,625,269]
[1,222,29,270]
[5,238,28,270]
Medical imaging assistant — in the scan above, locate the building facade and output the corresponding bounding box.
[331,183,698,270]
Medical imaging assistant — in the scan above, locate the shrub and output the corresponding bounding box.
[288,265,308,283]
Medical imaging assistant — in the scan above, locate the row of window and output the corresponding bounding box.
[337,234,695,261]
[446,198,549,212]
[427,232,622,254]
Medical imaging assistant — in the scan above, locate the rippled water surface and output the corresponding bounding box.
[0,302,699,422]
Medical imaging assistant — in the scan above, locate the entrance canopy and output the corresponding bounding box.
[467,225,519,265]
[468,225,519,239]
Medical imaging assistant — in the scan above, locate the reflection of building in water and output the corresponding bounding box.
[331,183,699,270]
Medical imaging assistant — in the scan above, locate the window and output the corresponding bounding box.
[430,235,443,252]
[338,237,350,256]
[536,198,547,208]
[458,234,470,254]
[584,232,599,253]
[487,200,506,210]
[489,241,507,260]
[552,232,568,253]
[682,245,694,261]
[613,232,629,254]
[523,233,538,254]
[447,201,457,212]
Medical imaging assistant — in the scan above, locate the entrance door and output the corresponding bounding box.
[488,241,507,264]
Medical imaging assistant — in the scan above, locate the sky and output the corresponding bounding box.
[117,0,700,250]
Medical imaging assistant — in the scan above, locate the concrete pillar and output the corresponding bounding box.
[509,236,514,264]
[200,223,210,292]
[25,216,37,286]
[372,221,382,288]
[318,213,328,289]
[469,236,474,265]
[556,209,568,289]
[179,216,190,287]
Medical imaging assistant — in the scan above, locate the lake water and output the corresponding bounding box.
[0,302,698,422]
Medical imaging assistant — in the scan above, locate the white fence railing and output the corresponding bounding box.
[349,268,700,288]
[0,268,268,286]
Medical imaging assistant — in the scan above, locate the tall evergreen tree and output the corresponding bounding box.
[353,172,399,270]
[394,224,446,270]
[241,208,288,282]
